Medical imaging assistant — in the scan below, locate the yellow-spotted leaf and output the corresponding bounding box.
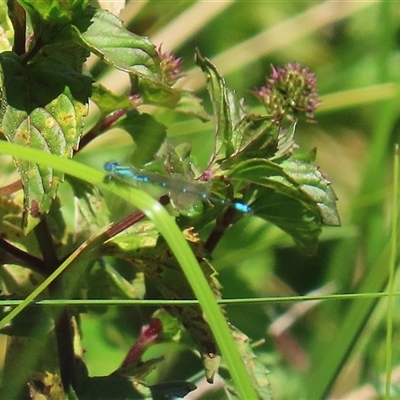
[0,52,91,232]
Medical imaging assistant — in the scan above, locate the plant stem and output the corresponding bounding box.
[205,207,238,253]
[106,195,170,239]
[11,0,26,56]
[34,219,75,393]
[0,237,47,275]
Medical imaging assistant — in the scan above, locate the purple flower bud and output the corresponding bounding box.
[252,63,319,123]
[158,46,185,86]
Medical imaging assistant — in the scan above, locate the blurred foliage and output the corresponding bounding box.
[90,2,400,399]
[1,0,400,399]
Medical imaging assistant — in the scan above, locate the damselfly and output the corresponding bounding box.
[104,161,251,214]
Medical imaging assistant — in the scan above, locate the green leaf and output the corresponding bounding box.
[72,9,161,81]
[15,1,90,70]
[69,178,109,227]
[152,308,185,342]
[195,50,243,161]
[164,142,193,175]
[228,159,323,254]
[87,260,145,301]
[72,8,181,108]
[46,196,68,245]
[280,158,341,226]
[226,326,271,400]
[0,264,44,297]
[174,91,211,122]
[228,158,304,198]
[75,374,149,400]
[90,84,134,116]
[115,112,167,167]
[149,381,197,399]
[138,75,181,108]
[17,0,89,47]
[252,187,322,254]
[153,309,223,383]
[228,114,279,162]
[39,28,90,71]
[271,122,298,161]
[0,52,91,232]
[195,50,279,166]
[0,306,52,338]
[18,0,89,23]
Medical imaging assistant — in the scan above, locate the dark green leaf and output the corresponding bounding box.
[75,374,149,400]
[252,187,322,255]
[116,112,167,167]
[87,259,145,301]
[228,159,323,254]
[17,1,89,70]
[46,196,68,245]
[40,26,90,71]
[0,305,52,338]
[149,381,197,399]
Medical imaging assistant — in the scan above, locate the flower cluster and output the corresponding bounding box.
[158,46,185,86]
[252,63,319,123]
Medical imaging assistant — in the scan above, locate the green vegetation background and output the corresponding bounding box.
[3,1,400,399]
[79,1,400,398]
